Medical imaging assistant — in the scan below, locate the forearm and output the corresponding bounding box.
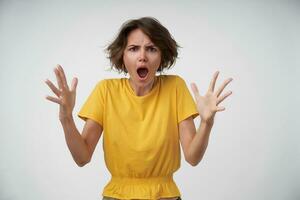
[188,120,214,166]
[60,115,90,166]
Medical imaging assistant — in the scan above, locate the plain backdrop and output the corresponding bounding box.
[0,0,299,199]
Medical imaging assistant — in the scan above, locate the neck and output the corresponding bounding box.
[129,76,157,96]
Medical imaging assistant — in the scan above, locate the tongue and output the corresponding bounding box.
[137,68,148,78]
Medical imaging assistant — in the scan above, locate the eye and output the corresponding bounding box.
[147,47,157,52]
[129,46,138,51]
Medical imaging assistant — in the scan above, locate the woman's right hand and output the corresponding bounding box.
[45,64,78,121]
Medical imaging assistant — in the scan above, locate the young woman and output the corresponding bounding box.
[45,17,233,200]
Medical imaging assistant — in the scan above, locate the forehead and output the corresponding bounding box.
[126,28,153,45]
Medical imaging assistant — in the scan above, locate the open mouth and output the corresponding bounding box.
[137,67,149,79]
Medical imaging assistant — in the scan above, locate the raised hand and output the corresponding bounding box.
[45,64,78,120]
[191,71,233,124]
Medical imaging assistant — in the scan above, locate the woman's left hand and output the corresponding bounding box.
[191,71,233,124]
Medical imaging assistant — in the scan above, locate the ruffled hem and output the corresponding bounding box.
[102,175,181,200]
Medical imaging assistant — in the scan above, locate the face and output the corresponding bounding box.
[123,28,161,87]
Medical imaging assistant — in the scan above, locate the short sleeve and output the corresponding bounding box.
[77,80,106,127]
[176,75,199,123]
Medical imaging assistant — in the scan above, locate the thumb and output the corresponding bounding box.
[70,77,78,92]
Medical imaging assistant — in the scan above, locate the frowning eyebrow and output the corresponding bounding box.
[127,44,157,48]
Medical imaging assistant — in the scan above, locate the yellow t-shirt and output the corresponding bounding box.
[78,75,199,200]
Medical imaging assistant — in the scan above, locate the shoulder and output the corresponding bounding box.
[95,78,123,87]
[94,78,125,94]
[161,74,186,86]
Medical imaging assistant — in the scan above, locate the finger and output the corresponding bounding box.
[217,90,232,105]
[70,77,78,92]
[54,66,64,90]
[216,106,225,112]
[208,71,219,92]
[57,65,69,90]
[190,83,201,100]
[45,95,61,105]
[45,79,61,97]
[216,78,233,97]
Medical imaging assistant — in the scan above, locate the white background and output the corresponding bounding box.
[0,0,299,199]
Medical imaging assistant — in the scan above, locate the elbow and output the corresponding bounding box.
[187,159,199,167]
[76,158,91,167]
[75,151,92,167]
[185,150,206,167]
[77,162,87,167]
[185,155,200,167]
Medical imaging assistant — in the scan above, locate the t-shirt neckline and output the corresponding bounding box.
[125,75,160,98]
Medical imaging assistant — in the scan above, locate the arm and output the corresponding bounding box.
[180,71,233,166]
[60,117,103,167]
[45,64,103,167]
[179,117,213,166]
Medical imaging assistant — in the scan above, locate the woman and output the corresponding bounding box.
[45,17,233,200]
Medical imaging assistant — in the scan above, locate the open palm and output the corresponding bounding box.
[45,64,78,120]
[191,71,233,123]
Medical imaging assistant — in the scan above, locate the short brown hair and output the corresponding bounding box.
[105,17,179,74]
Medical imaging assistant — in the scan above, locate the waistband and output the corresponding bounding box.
[110,175,174,185]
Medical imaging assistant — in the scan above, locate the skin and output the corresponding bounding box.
[123,28,161,96]
[180,71,233,166]
[45,29,233,200]
[45,65,102,167]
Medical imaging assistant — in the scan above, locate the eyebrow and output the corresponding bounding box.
[127,44,157,48]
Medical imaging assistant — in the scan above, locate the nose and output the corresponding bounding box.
[138,48,147,62]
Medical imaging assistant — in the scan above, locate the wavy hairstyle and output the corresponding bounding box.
[105,17,180,74]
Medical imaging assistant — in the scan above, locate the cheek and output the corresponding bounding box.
[123,54,136,73]
[154,55,161,66]
[123,54,131,67]
[123,53,135,64]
